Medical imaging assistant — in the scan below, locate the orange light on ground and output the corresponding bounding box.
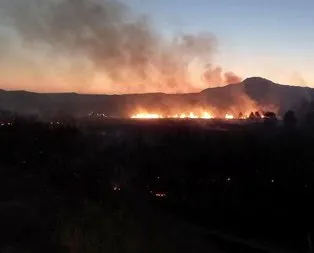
[155,193,166,198]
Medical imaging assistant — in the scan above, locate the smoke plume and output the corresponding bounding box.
[1,0,242,93]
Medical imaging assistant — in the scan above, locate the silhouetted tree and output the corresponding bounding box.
[249,112,256,120]
[294,100,311,125]
[255,112,262,119]
[0,110,14,121]
[238,112,243,119]
[283,110,297,128]
[264,111,277,126]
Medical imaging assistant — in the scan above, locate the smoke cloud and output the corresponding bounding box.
[1,0,242,93]
[290,72,308,87]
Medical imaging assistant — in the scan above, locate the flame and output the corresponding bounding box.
[188,112,198,119]
[130,111,262,120]
[225,114,234,120]
[131,111,214,119]
[201,112,214,119]
[131,113,161,119]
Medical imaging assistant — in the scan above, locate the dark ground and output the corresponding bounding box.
[0,118,313,252]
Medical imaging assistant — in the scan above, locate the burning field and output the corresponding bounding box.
[0,0,301,120]
[131,112,246,120]
[129,111,268,120]
[131,112,215,119]
[1,0,307,119]
[126,80,271,120]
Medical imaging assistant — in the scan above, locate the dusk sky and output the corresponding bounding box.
[0,0,313,93]
[128,0,314,81]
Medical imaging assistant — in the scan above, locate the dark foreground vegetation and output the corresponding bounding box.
[1,116,314,252]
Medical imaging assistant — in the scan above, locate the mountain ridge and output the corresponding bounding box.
[1,77,310,95]
[0,77,313,117]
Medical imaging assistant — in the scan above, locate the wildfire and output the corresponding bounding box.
[131,113,161,119]
[129,111,269,121]
[201,112,214,119]
[225,114,234,120]
[130,112,216,120]
[129,108,273,120]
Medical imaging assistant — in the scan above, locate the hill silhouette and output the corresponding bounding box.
[0,77,313,117]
